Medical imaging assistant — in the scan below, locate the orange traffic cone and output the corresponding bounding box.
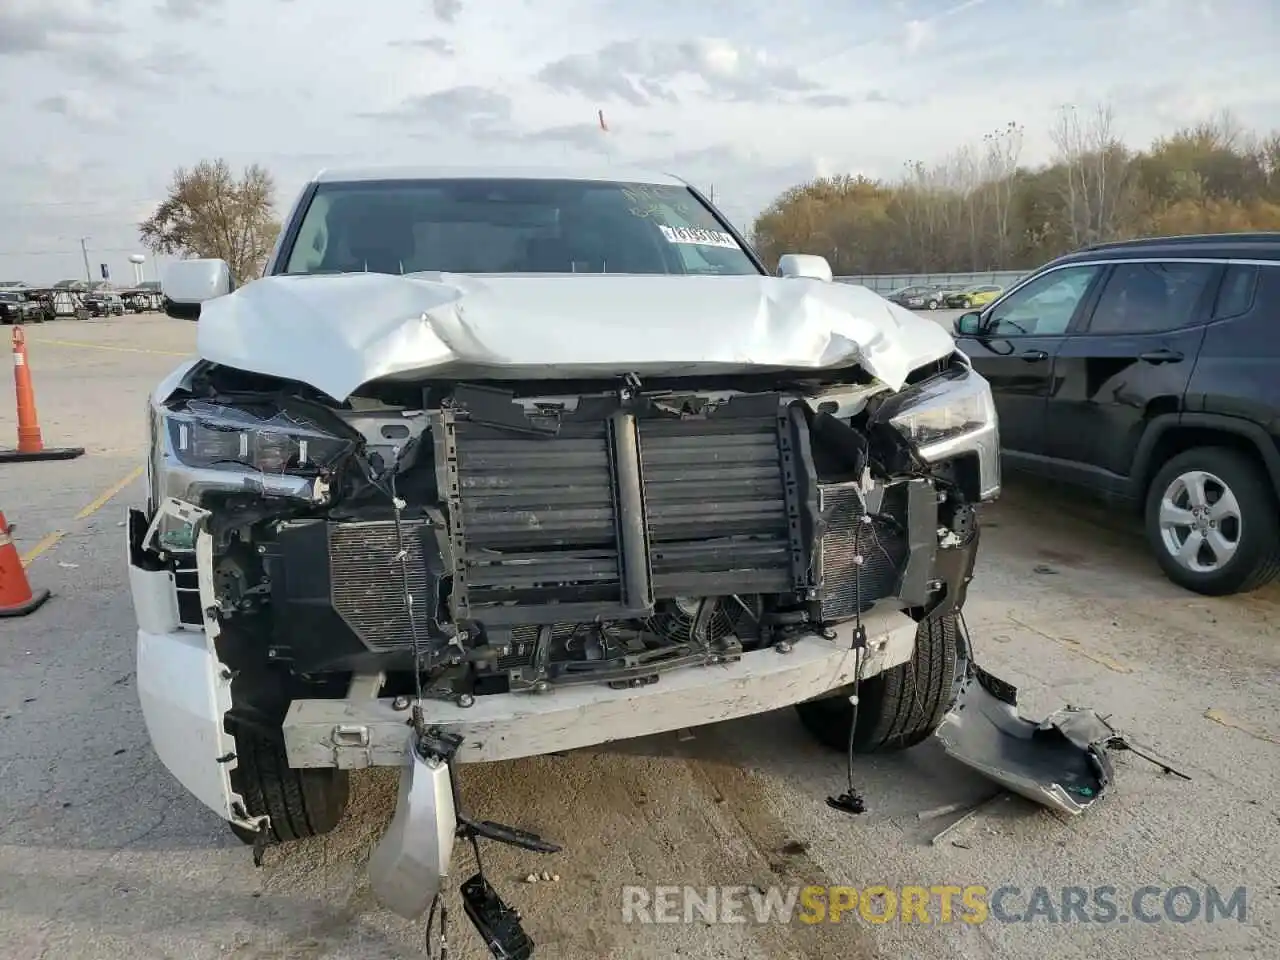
[0,511,51,617]
[0,326,85,462]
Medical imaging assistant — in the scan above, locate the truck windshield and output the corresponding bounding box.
[280,178,761,277]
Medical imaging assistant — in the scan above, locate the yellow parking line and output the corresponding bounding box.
[1203,709,1280,746]
[1006,614,1134,674]
[20,530,65,568]
[25,337,189,358]
[75,465,144,520]
[18,466,144,566]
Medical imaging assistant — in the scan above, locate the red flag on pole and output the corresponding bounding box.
[598,109,608,132]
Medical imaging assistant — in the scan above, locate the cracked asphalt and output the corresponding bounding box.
[2,314,1278,959]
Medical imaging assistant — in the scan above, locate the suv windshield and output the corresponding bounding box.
[280,178,761,277]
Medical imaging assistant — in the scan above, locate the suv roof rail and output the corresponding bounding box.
[1081,232,1280,252]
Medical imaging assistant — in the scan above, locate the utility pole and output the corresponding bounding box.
[79,237,91,281]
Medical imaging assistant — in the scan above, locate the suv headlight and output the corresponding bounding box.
[164,400,354,474]
[872,364,998,463]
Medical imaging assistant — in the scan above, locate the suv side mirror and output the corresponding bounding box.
[777,254,833,282]
[953,311,984,336]
[161,258,233,321]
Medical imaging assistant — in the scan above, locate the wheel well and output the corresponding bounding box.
[1137,427,1277,513]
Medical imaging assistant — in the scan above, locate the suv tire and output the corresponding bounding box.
[927,298,940,310]
[795,614,958,754]
[1145,446,1280,596]
[228,730,350,844]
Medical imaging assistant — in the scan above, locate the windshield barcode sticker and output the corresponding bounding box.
[658,225,740,249]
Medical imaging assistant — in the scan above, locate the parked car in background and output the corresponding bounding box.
[122,291,151,313]
[885,284,944,310]
[83,291,126,317]
[0,290,44,324]
[945,284,1003,309]
[953,232,1280,596]
[28,288,90,320]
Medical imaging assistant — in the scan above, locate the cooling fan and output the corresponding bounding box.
[647,596,763,646]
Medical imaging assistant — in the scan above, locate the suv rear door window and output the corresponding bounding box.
[1086,261,1218,334]
[1213,264,1258,319]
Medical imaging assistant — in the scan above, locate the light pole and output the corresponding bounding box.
[79,237,92,281]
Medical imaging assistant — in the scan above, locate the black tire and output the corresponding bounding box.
[228,730,350,844]
[927,299,939,310]
[796,614,959,754]
[1144,446,1280,596]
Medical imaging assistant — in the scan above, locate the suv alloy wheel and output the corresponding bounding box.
[1145,447,1280,595]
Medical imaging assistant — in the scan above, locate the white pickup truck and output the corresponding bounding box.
[128,165,1116,954]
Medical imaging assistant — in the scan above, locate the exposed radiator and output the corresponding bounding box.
[814,482,908,621]
[639,414,794,597]
[329,519,435,650]
[443,417,627,624]
[436,394,809,628]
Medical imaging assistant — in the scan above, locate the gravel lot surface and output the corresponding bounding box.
[2,313,1277,959]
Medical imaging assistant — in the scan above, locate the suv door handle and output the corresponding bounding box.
[1138,349,1184,364]
[1019,349,1048,361]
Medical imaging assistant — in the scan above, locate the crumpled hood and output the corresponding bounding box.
[195,272,954,402]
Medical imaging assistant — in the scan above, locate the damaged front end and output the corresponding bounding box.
[126,340,1123,946]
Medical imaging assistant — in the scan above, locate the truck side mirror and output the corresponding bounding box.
[161,259,233,321]
[777,254,833,282]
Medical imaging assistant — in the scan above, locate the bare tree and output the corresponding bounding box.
[984,121,1024,264]
[949,144,987,269]
[139,159,281,284]
[1051,102,1135,246]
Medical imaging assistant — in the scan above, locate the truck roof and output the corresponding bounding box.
[310,164,690,188]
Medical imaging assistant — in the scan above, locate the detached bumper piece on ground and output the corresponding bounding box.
[937,662,1118,816]
[370,728,555,959]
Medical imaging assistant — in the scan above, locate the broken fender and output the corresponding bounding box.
[935,664,1118,817]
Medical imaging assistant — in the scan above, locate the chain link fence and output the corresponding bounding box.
[833,270,1029,295]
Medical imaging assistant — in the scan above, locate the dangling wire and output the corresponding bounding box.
[388,470,428,737]
[424,892,449,958]
[828,494,868,816]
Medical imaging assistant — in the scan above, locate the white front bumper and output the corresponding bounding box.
[281,604,919,769]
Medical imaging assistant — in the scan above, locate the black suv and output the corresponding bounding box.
[954,232,1280,596]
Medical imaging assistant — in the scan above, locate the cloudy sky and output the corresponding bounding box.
[1,0,1277,284]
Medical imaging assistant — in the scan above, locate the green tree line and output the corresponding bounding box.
[750,105,1280,276]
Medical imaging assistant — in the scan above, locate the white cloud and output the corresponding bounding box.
[36,90,118,126]
[903,19,934,53]
[538,37,822,105]
[390,36,455,56]
[432,0,462,22]
[0,0,1278,282]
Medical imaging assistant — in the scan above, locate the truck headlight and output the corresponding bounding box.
[873,365,997,462]
[163,400,356,475]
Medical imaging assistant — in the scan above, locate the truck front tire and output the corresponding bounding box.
[795,614,959,754]
[229,730,350,843]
